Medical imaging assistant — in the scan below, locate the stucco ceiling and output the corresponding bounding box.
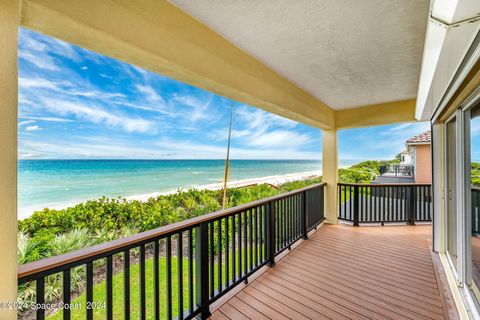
[170,0,429,110]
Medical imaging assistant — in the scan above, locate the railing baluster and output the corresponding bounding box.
[124,250,131,320]
[106,255,113,320]
[86,262,93,320]
[209,222,214,298]
[63,269,71,320]
[153,241,160,320]
[275,202,279,252]
[407,186,414,225]
[217,219,222,293]
[36,277,45,320]
[166,237,172,320]
[238,212,242,277]
[232,214,236,283]
[303,191,308,239]
[225,217,230,287]
[423,186,427,220]
[260,206,264,261]
[188,229,194,316]
[254,207,259,267]
[178,233,184,320]
[140,245,146,320]
[249,209,253,269]
[288,196,293,243]
[396,186,400,221]
[244,210,248,282]
[353,185,359,226]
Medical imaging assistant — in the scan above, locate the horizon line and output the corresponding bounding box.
[18,157,379,161]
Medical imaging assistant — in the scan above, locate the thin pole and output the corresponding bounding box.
[222,109,233,209]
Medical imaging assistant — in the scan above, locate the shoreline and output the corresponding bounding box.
[18,170,322,220]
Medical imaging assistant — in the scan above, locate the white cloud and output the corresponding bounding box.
[19,120,35,126]
[247,130,312,148]
[136,84,163,103]
[19,77,65,90]
[155,140,320,160]
[172,94,216,122]
[21,116,73,123]
[210,106,311,150]
[20,28,82,62]
[18,51,60,71]
[25,125,41,132]
[115,101,175,115]
[40,98,155,133]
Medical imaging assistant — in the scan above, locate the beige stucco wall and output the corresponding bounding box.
[414,144,432,183]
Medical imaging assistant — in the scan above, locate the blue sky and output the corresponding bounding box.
[18,28,432,160]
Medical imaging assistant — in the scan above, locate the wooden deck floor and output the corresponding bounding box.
[210,224,449,320]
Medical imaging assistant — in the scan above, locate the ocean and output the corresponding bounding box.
[18,159,361,218]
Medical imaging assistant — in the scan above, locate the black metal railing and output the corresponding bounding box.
[473,186,480,236]
[18,183,325,320]
[338,183,432,225]
[379,164,414,177]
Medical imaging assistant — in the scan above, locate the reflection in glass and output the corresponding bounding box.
[447,118,457,267]
[471,105,480,292]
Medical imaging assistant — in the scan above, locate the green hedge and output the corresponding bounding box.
[338,160,399,183]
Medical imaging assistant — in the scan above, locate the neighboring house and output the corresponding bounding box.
[399,151,412,165]
[373,130,431,184]
[405,131,432,184]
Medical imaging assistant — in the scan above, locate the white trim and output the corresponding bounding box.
[456,108,466,285]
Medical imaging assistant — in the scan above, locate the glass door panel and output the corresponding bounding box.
[446,117,458,268]
[470,104,480,297]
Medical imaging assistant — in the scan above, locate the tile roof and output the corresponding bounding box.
[406,130,431,144]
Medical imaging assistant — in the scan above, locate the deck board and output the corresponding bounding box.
[210,224,449,320]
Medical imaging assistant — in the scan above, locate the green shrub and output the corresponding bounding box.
[473,162,480,186]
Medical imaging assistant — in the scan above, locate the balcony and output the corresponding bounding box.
[375,164,415,184]
[17,182,453,320]
[210,224,446,320]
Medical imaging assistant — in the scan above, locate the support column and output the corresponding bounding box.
[322,129,338,224]
[0,0,19,318]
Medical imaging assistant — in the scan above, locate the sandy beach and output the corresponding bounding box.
[19,170,322,219]
[125,170,322,201]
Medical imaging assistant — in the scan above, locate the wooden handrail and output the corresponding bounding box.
[338,182,431,187]
[18,183,326,279]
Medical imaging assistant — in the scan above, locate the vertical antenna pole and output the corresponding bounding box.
[222,109,233,209]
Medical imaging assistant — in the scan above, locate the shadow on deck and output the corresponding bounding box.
[210,224,456,320]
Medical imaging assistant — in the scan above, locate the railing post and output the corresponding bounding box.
[353,185,359,226]
[196,222,210,319]
[266,201,276,266]
[407,186,415,225]
[302,190,309,239]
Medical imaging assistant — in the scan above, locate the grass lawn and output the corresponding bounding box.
[48,256,196,320]
[47,248,255,320]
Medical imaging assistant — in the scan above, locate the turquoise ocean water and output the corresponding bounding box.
[18,159,361,218]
